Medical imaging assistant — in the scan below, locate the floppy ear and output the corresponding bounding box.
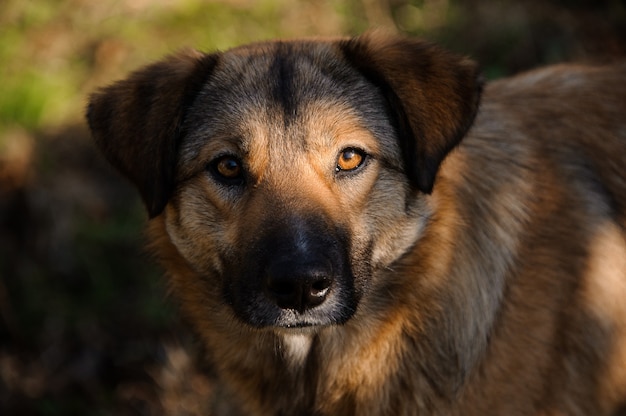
[339,32,482,193]
[86,50,219,217]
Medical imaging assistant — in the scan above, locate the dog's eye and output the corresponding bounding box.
[336,148,366,173]
[208,155,245,185]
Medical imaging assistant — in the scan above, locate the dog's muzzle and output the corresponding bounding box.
[226,216,359,329]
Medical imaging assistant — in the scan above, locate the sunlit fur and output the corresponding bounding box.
[88,33,626,415]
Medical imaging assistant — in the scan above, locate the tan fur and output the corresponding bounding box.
[87,33,626,415]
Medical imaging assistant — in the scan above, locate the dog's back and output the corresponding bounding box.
[444,63,626,414]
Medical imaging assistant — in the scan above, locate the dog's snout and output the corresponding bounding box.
[265,261,334,313]
[229,216,356,328]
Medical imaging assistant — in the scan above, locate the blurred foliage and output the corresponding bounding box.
[0,0,371,136]
[1,0,625,138]
[0,0,625,415]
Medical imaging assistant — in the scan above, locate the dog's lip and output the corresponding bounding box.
[273,315,321,329]
[272,313,337,330]
[280,321,316,329]
[271,322,326,337]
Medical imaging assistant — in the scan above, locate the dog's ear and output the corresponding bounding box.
[86,50,219,217]
[339,32,482,193]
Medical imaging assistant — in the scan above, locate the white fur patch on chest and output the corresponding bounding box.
[281,333,313,367]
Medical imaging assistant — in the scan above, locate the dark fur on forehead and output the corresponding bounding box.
[270,42,298,121]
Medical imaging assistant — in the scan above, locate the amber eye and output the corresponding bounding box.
[209,155,244,185]
[336,148,366,173]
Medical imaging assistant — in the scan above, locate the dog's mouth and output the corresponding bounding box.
[236,293,357,329]
[280,321,316,329]
[275,306,353,329]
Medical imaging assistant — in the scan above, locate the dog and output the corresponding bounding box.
[87,32,626,415]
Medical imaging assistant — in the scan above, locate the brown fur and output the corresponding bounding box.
[87,32,626,415]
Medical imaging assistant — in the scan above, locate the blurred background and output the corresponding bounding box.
[1,0,625,414]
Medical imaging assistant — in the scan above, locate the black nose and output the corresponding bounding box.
[265,261,333,313]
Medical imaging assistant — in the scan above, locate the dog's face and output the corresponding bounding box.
[87,33,481,331]
[169,42,415,328]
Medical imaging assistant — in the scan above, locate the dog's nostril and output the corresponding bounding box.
[310,278,332,297]
[265,270,333,313]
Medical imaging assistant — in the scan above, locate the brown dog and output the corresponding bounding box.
[87,32,626,415]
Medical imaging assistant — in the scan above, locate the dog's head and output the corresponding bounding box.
[87,32,481,330]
